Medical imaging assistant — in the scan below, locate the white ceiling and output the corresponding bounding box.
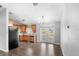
[0,3,64,24]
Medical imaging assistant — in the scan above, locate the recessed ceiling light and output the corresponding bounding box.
[22,19,25,21]
[9,12,12,14]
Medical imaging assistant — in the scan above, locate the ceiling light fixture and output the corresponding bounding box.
[0,5,2,7]
[33,3,38,6]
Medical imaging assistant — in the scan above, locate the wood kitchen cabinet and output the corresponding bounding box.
[19,24,37,42]
[19,35,34,42]
[31,24,36,33]
[19,25,27,32]
[19,35,30,42]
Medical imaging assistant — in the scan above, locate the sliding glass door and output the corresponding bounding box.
[40,24,55,44]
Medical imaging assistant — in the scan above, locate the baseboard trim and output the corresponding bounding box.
[0,48,9,52]
[53,43,60,45]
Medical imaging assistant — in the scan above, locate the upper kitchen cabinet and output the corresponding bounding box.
[31,24,36,33]
[19,25,27,32]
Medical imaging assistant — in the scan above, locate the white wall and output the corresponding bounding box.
[61,3,79,56]
[0,7,8,52]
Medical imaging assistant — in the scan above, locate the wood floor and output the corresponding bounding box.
[0,42,63,56]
